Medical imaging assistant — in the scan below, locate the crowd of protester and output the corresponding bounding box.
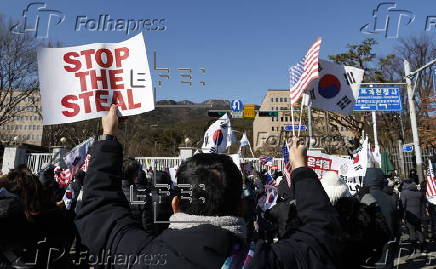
[0,105,435,269]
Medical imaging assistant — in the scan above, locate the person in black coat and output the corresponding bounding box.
[75,105,341,269]
[361,168,400,268]
[401,180,426,253]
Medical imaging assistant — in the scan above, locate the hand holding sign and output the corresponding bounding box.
[37,33,154,125]
[102,105,119,136]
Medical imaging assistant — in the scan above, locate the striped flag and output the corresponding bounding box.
[54,167,72,187]
[259,156,274,166]
[289,37,322,104]
[281,141,292,187]
[427,159,436,205]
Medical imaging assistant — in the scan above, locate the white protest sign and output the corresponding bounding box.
[306,150,350,179]
[345,177,362,195]
[37,33,154,125]
[306,150,364,194]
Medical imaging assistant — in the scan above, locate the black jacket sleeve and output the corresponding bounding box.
[75,140,153,256]
[252,167,341,269]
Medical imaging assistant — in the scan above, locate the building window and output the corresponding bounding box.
[280,117,284,122]
[271,98,274,102]
[272,126,274,131]
[284,98,288,102]
[279,98,283,102]
[275,98,279,102]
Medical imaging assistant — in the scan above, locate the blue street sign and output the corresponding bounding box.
[403,144,414,153]
[284,125,307,131]
[353,87,403,112]
[231,100,243,112]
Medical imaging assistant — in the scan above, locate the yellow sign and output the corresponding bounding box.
[243,104,256,118]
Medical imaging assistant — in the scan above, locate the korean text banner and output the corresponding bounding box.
[37,33,154,125]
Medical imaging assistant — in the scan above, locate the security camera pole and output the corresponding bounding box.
[403,58,436,182]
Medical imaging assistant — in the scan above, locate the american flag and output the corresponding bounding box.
[289,37,322,104]
[281,141,292,187]
[54,167,72,187]
[427,159,436,198]
[259,156,274,166]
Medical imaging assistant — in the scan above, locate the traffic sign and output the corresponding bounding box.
[284,125,307,131]
[230,100,243,112]
[243,104,256,118]
[208,110,227,117]
[353,87,403,112]
[258,111,279,117]
[230,111,243,118]
[403,144,414,153]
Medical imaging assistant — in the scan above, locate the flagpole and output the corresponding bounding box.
[297,99,304,137]
[307,104,313,148]
[249,145,255,158]
[290,103,296,137]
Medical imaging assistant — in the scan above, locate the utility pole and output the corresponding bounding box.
[371,111,378,146]
[404,60,424,182]
[369,85,378,147]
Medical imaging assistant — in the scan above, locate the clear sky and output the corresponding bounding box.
[2,0,435,104]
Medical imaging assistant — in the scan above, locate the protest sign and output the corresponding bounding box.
[306,150,365,194]
[306,150,350,179]
[37,33,154,125]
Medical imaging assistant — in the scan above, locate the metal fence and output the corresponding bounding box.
[25,147,435,176]
[388,146,435,177]
[135,157,182,171]
[26,153,54,174]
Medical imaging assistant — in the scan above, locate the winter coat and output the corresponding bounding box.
[401,183,425,224]
[362,168,399,238]
[75,140,341,269]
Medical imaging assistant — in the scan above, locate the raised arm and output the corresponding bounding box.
[252,139,341,269]
[75,105,153,256]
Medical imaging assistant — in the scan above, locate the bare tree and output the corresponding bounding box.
[0,16,40,127]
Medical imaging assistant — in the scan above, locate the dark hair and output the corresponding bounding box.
[8,170,51,221]
[176,153,242,216]
[123,158,141,185]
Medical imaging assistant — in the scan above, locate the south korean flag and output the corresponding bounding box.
[307,60,364,115]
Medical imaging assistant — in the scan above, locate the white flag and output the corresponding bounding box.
[227,118,233,149]
[368,142,382,168]
[346,137,368,177]
[240,132,250,147]
[308,60,364,114]
[201,113,231,153]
